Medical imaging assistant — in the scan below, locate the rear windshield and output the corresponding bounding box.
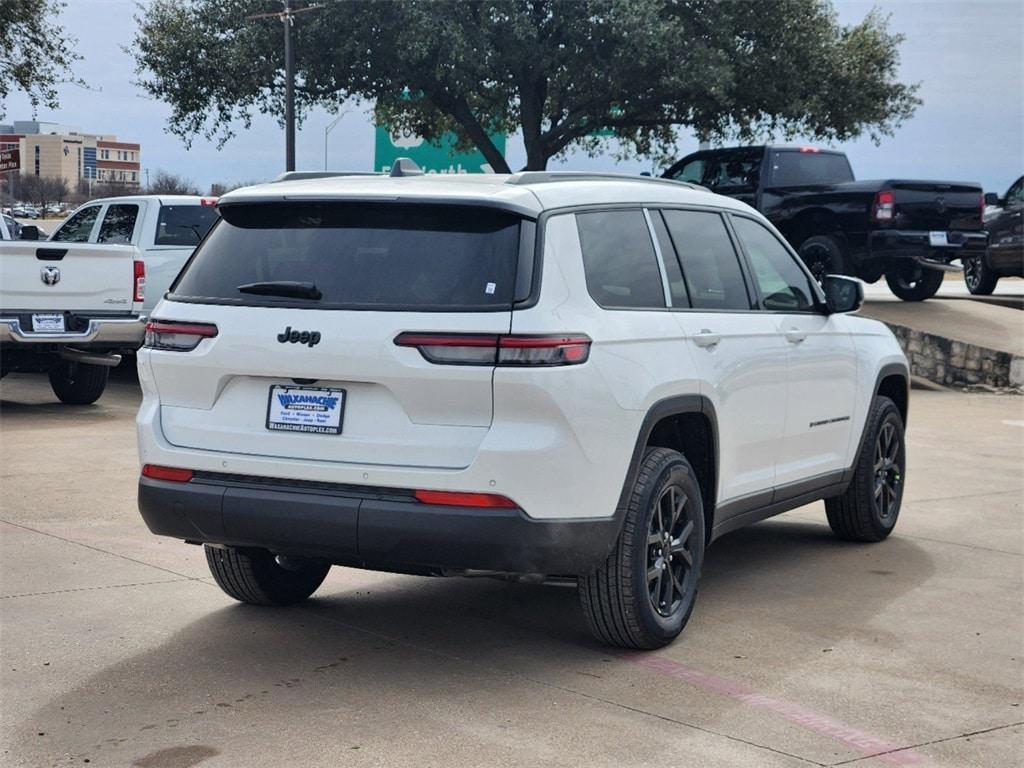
[768,151,854,187]
[170,203,524,311]
[155,204,220,246]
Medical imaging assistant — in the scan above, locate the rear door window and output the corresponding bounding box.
[52,205,101,243]
[575,210,666,309]
[171,203,524,311]
[661,210,752,310]
[731,216,816,311]
[155,204,219,246]
[97,204,140,244]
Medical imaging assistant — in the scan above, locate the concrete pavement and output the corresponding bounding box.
[1,373,1021,768]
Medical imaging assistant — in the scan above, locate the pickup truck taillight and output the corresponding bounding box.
[980,192,986,226]
[872,190,895,222]
[144,320,218,351]
[133,260,146,303]
[394,333,592,366]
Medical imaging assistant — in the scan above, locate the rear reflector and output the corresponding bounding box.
[414,489,517,508]
[142,464,194,482]
[395,333,591,366]
[144,320,218,351]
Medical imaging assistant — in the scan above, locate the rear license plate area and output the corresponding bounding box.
[266,385,345,435]
[31,313,65,332]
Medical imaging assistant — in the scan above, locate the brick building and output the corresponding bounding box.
[0,120,141,188]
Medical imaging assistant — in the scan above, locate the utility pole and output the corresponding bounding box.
[248,2,320,173]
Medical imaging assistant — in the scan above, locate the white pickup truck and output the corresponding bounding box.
[0,195,218,404]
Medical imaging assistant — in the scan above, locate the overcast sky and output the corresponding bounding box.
[2,0,1022,193]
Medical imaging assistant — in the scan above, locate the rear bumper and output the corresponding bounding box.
[867,229,988,266]
[138,474,621,575]
[0,315,145,346]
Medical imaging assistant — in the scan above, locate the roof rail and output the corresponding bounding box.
[505,171,706,192]
[272,171,380,182]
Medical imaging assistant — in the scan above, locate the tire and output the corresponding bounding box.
[205,545,330,606]
[579,447,705,649]
[884,263,944,301]
[825,396,905,542]
[798,235,847,284]
[963,255,998,295]
[48,361,109,405]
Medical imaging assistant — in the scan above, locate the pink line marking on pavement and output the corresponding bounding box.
[621,652,928,766]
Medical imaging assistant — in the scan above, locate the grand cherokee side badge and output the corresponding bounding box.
[277,326,321,347]
[40,266,61,286]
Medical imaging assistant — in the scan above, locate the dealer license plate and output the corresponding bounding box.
[266,385,345,435]
[928,231,949,247]
[31,313,65,332]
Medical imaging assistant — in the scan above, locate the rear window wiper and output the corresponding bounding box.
[237,281,322,300]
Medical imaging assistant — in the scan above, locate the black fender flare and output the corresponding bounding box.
[611,394,720,532]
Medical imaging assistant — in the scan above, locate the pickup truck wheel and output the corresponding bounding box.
[205,545,330,606]
[885,264,944,301]
[798,235,847,283]
[963,255,998,295]
[579,447,704,649]
[48,361,109,405]
[825,396,905,542]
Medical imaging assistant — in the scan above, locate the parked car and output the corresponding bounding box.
[20,205,40,219]
[662,145,987,301]
[136,163,909,649]
[48,195,219,314]
[0,225,147,404]
[964,176,1024,294]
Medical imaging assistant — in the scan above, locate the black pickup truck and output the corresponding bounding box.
[662,146,987,301]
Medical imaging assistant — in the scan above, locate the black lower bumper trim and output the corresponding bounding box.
[138,475,620,575]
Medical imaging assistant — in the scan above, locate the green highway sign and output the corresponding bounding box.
[374,126,506,174]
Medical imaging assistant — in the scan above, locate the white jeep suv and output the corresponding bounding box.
[137,164,909,649]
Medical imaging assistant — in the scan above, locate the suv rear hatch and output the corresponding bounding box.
[148,202,532,470]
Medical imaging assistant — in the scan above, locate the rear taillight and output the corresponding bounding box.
[873,190,895,222]
[414,489,517,508]
[142,464,194,482]
[144,320,218,351]
[394,333,591,366]
[200,197,218,206]
[133,260,146,303]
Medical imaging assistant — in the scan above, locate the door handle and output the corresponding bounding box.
[785,327,807,344]
[692,329,721,348]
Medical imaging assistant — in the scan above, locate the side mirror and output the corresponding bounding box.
[822,274,863,314]
[983,192,1000,206]
[19,225,40,241]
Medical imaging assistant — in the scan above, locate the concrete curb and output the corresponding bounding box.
[882,321,1023,390]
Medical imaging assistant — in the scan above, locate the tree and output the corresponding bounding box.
[133,0,920,172]
[146,170,200,195]
[14,174,68,212]
[0,0,82,120]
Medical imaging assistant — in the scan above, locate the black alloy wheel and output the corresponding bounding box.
[647,485,697,617]
[963,255,998,295]
[873,420,902,522]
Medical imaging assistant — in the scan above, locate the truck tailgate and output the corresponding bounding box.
[889,180,982,231]
[0,242,139,312]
